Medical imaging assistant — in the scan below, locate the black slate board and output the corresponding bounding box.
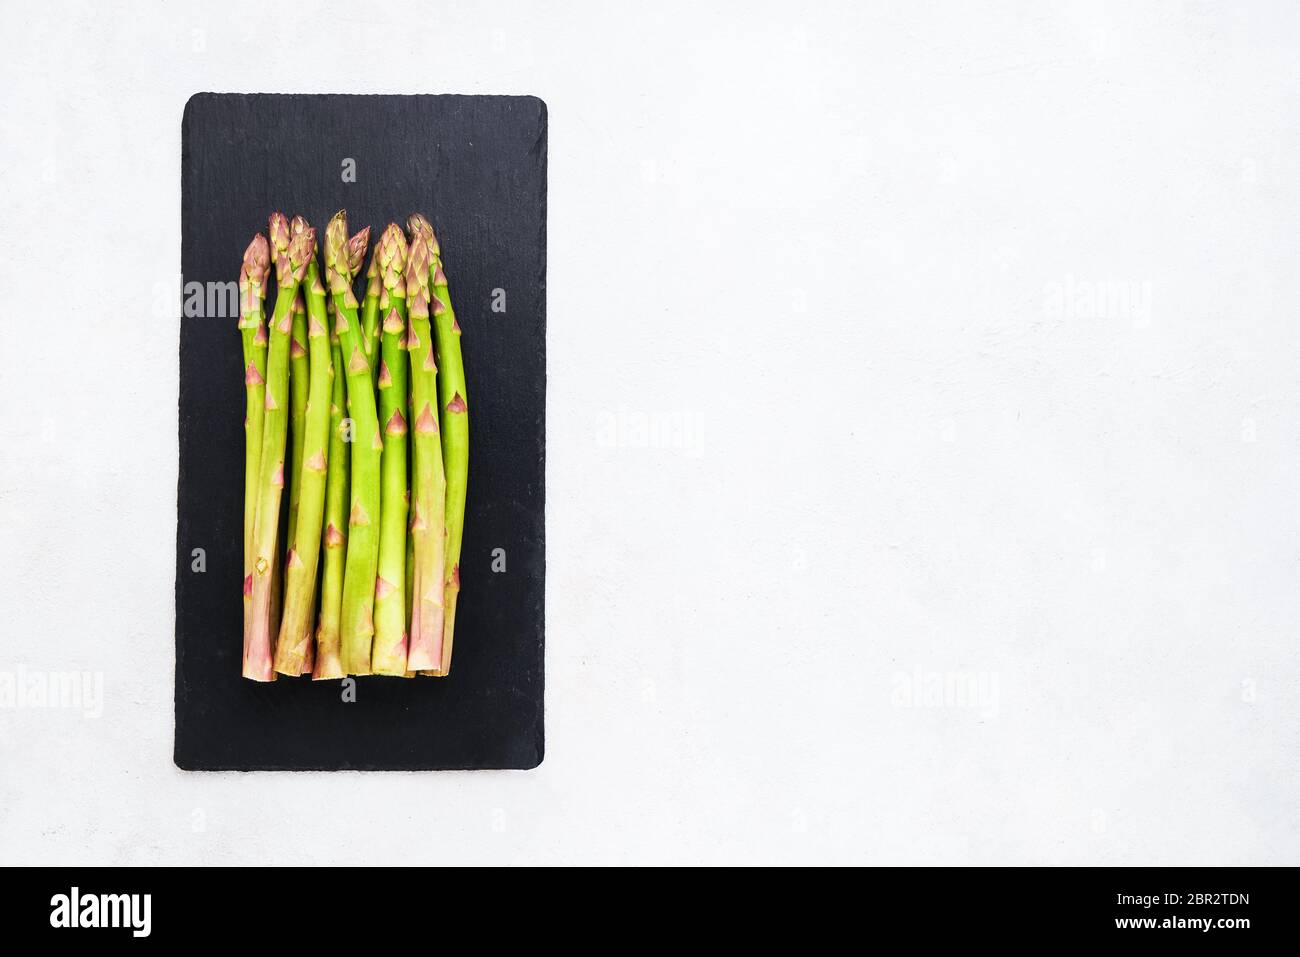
[176,94,546,770]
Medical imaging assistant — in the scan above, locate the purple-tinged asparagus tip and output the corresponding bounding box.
[324,211,351,291]
[239,234,271,314]
[269,212,290,251]
[347,228,370,275]
[376,224,409,296]
[406,213,440,256]
[405,231,432,318]
[284,228,314,286]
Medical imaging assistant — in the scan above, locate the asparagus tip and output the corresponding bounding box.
[405,231,432,318]
[406,212,440,256]
[282,228,314,286]
[324,211,350,289]
[376,224,409,295]
[268,212,290,250]
[239,234,271,320]
[347,227,371,275]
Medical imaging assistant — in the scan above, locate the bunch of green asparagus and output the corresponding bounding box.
[239,210,468,681]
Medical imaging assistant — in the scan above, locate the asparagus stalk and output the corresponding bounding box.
[360,244,381,384]
[369,225,411,675]
[410,214,469,675]
[313,296,349,679]
[293,215,319,678]
[285,216,311,557]
[286,290,309,547]
[301,623,315,674]
[402,228,447,671]
[325,212,380,675]
[275,240,333,675]
[238,234,270,636]
[244,214,311,681]
[404,523,416,677]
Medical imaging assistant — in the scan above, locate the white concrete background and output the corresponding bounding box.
[1,0,1297,865]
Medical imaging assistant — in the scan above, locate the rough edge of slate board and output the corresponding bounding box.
[175,93,546,771]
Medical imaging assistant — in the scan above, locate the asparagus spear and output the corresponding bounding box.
[291,215,318,678]
[286,290,308,548]
[325,212,380,675]
[238,234,270,634]
[402,229,447,671]
[301,624,315,674]
[244,214,311,681]
[360,243,381,384]
[369,225,411,675]
[404,522,416,677]
[286,216,311,556]
[275,238,333,675]
[410,214,469,675]
[313,296,349,679]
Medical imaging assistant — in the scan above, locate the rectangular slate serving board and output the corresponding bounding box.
[176,94,546,770]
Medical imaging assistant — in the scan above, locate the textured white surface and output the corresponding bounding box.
[1,0,1298,865]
